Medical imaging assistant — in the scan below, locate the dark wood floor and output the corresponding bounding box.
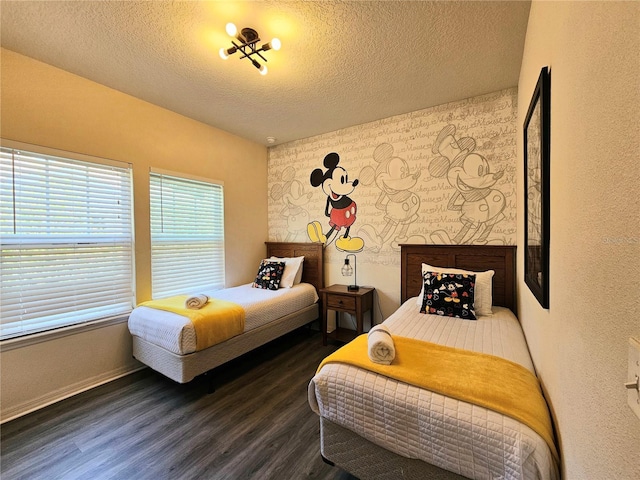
[1,326,357,480]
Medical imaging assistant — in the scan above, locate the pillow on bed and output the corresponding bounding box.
[252,260,286,290]
[293,260,304,285]
[416,263,494,315]
[420,271,477,320]
[268,256,304,288]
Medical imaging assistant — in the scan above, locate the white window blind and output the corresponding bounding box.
[0,145,134,340]
[150,170,225,299]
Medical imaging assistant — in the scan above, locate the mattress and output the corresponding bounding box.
[309,299,558,480]
[129,283,318,355]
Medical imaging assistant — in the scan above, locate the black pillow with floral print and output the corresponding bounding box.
[252,260,286,290]
[420,271,477,320]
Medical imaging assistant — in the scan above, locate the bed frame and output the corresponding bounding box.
[321,243,517,480]
[401,243,516,311]
[132,242,324,383]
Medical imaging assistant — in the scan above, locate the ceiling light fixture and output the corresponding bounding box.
[219,23,280,75]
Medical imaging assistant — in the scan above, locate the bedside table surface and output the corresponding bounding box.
[319,284,375,295]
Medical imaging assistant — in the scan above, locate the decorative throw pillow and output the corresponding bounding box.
[252,260,286,290]
[416,263,494,316]
[420,271,477,320]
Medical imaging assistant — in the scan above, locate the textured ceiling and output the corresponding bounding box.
[1,1,531,146]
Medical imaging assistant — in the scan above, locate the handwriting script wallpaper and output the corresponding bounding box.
[268,88,517,269]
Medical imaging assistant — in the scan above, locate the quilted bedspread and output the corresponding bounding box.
[309,301,559,480]
[129,283,318,355]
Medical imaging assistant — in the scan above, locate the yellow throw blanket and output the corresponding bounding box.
[317,334,558,461]
[139,296,245,352]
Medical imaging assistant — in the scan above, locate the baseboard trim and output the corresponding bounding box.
[1,364,146,424]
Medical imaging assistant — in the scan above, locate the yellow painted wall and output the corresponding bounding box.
[517,2,640,478]
[0,49,268,420]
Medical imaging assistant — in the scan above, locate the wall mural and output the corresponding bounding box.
[307,152,364,252]
[269,166,312,242]
[268,88,517,266]
[428,124,506,245]
[358,143,425,252]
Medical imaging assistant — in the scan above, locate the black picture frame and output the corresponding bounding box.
[523,66,550,308]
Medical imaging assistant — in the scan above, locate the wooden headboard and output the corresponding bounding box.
[401,244,516,313]
[265,242,324,292]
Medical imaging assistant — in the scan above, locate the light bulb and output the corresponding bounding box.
[262,38,282,52]
[341,260,353,277]
[219,46,236,60]
[251,58,268,75]
[225,23,237,37]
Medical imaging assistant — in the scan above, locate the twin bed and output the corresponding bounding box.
[309,244,559,480]
[128,241,324,383]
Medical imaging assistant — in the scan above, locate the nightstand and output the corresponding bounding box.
[319,284,375,345]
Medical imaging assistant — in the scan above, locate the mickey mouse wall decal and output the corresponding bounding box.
[358,143,426,252]
[270,166,312,242]
[428,124,506,244]
[307,152,364,252]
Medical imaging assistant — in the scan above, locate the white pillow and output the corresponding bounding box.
[269,256,304,288]
[293,261,304,285]
[416,263,494,316]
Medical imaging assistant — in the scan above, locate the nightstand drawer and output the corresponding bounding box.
[326,295,356,311]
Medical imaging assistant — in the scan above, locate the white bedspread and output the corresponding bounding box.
[129,283,318,355]
[309,299,559,480]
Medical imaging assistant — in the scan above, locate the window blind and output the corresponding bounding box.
[150,170,225,299]
[0,145,134,340]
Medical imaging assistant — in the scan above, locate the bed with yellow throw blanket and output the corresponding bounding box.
[128,241,324,384]
[308,243,559,480]
[316,334,558,463]
[137,296,246,352]
[309,304,559,480]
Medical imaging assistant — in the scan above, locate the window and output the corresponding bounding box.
[149,170,225,298]
[0,143,134,340]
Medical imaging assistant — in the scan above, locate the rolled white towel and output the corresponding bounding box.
[367,323,395,365]
[185,294,209,310]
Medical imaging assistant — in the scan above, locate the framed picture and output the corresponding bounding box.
[523,66,550,308]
